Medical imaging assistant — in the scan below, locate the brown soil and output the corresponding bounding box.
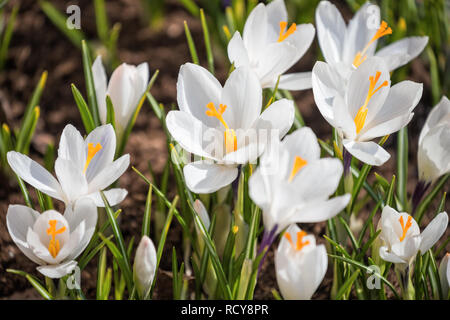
[0,0,447,300]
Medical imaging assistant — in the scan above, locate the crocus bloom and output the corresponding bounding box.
[439,253,450,298]
[418,96,450,183]
[133,236,157,298]
[312,57,422,166]
[227,0,315,90]
[316,1,428,80]
[378,206,448,266]
[249,127,350,236]
[6,198,97,278]
[166,63,294,194]
[92,56,149,132]
[7,124,129,207]
[275,224,327,300]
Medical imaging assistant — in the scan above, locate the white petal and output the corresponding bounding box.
[86,188,128,207]
[258,42,298,88]
[85,124,117,182]
[344,139,390,166]
[54,158,88,204]
[221,66,262,129]
[87,154,129,192]
[418,125,450,182]
[177,63,222,127]
[133,236,157,297]
[227,32,250,68]
[92,56,108,124]
[183,161,238,194]
[379,246,407,264]
[420,96,450,144]
[419,212,448,254]
[315,0,346,64]
[275,72,312,91]
[243,3,268,62]
[37,260,78,279]
[166,110,222,160]
[57,124,86,171]
[248,169,271,215]
[281,127,320,163]
[7,151,63,201]
[439,254,450,297]
[332,94,356,140]
[193,200,210,230]
[6,205,43,265]
[280,23,315,65]
[265,0,288,33]
[253,99,295,139]
[376,36,428,71]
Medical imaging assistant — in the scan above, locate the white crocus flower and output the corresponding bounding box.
[166,63,294,194]
[418,96,450,183]
[275,224,327,300]
[133,236,157,298]
[92,56,149,132]
[312,56,422,166]
[438,253,450,298]
[227,0,315,90]
[249,127,350,237]
[316,1,428,80]
[378,206,448,267]
[7,124,129,207]
[6,198,97,278]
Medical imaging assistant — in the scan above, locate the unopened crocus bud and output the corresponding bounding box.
[439,253,450,298]
[133,236,157,298]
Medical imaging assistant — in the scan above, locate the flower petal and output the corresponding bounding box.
[87,154,129,193]
[282,127,320,163]
[183,161,238,194]
[85,124,117,182]
[177,63,222,127]
[86,188,128,207]
[227,32,250,68]
[419,211,448,254]
[418,125,450,182]
[343,139,390,166]
[37,260,78,279]
[7,151,63,201]
[58,124,87,171]
[253,98,295,139]
[92,56,108,124]
[54,158,88,204]
[419,96,450,145]
[376,36,428,71]
[242,3,268,62]
[379,246,407,264]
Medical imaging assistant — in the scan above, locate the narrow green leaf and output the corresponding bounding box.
[336,269,360,300]
[15,106,39,153]
[142,185,153,237]
[183,21,199,65]
[81,40,101,125]
[396,127,408,210]
[200,9,214,74]
[71,83,95,133]
[7,269,53,300]
[0,4,19,69]
[416,174,449,224]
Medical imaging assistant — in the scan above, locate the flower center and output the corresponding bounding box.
[398,215,413,242]
[353,21,392,68]
[277,21,297,42]
[46,220,66,258]
[288,156,307,182]
[83,143,102,173]
[354,71,388,134]
[205,102,237,154]
[284,231,310,251]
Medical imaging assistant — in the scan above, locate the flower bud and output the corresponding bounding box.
[133,236,157,298]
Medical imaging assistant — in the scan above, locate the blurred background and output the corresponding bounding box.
[0,0,448,299]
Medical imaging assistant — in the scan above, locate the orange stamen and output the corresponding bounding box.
[353,21,392,68]
[84,143,102,173]
[277,21,297,42]
[288,156,308,182]
[354,71,388,134]
[205,102,237,154]
[284,231,310,252]
[46,220,66,258]
[398,215,413,242]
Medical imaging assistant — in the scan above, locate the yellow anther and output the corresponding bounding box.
[46,220,66,258]
[354,71,388,134]
[398,215,413,242]
[277,21,297,42]
[288,156,308,182]
[232,225,239,234]
[83,143,102,173]
[353,21,392,68]
[205,102,237,154]
[284,231,310,252]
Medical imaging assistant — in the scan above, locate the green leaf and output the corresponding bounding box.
[71,84,96,133]
[97,247,107,300]
[386,175,396,207]
[336,269,360,300]
[142,185,153,237]
[94,0,109,43]
[0,4,19,70]
[200,9,214,74]
[15,106,39,153]
[396,127,408,210]
[106,95,116,130]
[416,174,449,224]
[7,269,53,300]
[183,21,199,65]
[81,40,101,125]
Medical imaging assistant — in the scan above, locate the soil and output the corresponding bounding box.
[0,0,448,300]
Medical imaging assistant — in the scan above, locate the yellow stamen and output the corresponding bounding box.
[354,71,389,134]
[398,215,413,242]
[277,21,297,42]
[83,143,102,173]
[205,102,237,154]
[353,21,392,68]
[46,220,66,258]
[288,156,308,182]
[284,231,310,252]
